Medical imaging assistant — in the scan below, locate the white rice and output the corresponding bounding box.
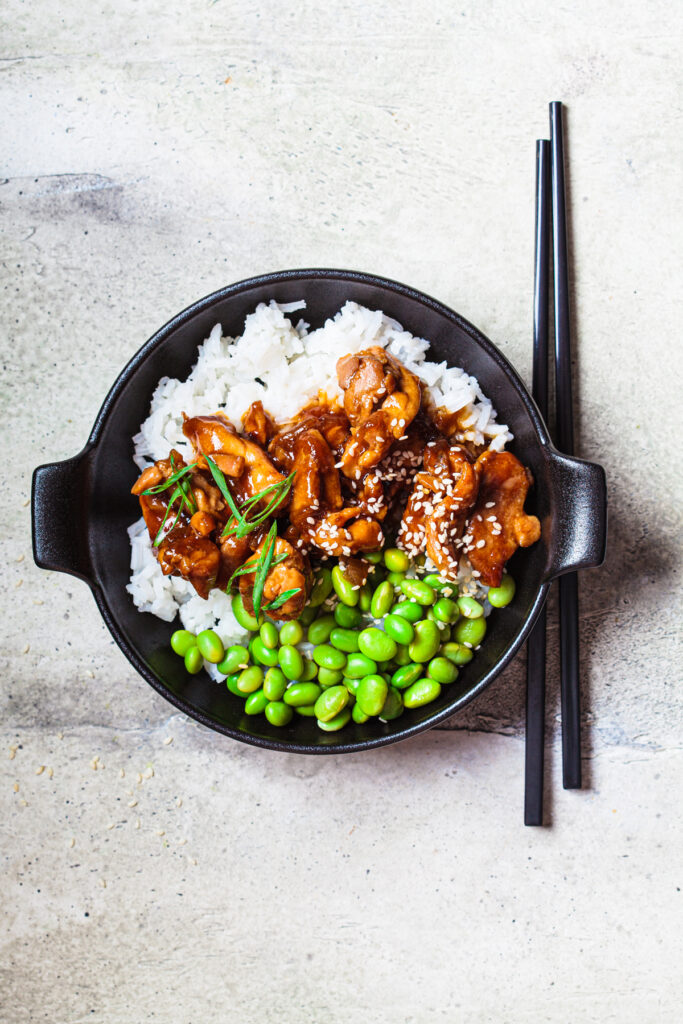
[126,300,512,665]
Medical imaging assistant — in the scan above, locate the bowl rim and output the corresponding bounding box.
[86,268,551,753]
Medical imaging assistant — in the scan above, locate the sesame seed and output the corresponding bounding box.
[476,540,486,549]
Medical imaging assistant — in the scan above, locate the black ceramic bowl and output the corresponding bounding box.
[32,269,606,753]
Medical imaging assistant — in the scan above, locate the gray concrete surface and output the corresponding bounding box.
[1,1,682,1021]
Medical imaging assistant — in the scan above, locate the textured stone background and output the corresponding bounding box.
[1,1,681,1021]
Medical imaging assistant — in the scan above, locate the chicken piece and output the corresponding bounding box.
[463,450,541,587]
[239,535,312,621]
[398,440,479,576]
[183,412,285,505]
[268,402,351,471]
[242,400,275,448]
[288,428,383,557]
[337,347,422,478]
[157,526,221,599]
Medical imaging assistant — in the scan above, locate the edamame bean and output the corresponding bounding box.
[345,652,378,678]
[184,646,203,674]
[427,656,459,684]
[408,619,441,663]
[236,665,264,694]
[314,685,349,722]
[334,603,362,628]
[231,592,260,630]
[171,629,196,657]
[370,580,394,619]
[196,629,224,664]
[343,676,360,695]
[441,641,474,665]
[391,662,423,690]
[487,574,516,608]
[453,616,487,647]
[259,621,279,649]
[356,674,389,716]
[383,614,414,645]
[423,573,456,595]
[457,596,484,619]
[300,658,318,681]
[279,645,305,680]
[380,687,404,721]
[309,568,333,607]
[299,605,318,627]
[313,644,347,672]
[318,667,344,687]
[317,707,352,732]
[358,584,372,613]
[244,689,269,715]
[251,636,280,667]
[265,701,293,727]
[358,628,397,663]
[383,547,410,573]
[386,571,406,586]
[295,704,317,717]
[365,550,383,564]
[220,641,244,671]
[331,565,359,606]
[329,628,361,653]
[352,703,370,724]
[432,597,459,623]
[284,682,322,707]
[279,621,304,647]
[307,615,336,646]
[225,672,245,697]
[393,643,412,666]
[391,600,423,623]
[403,677,442,708]
[400,579,436,605]
[263,667,288,701]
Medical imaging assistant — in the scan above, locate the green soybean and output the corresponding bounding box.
[195,629,224,664]
[331,565,359,606]
[334,604,362,629]
[358,584,372,613]
[259,621,279,649]
[408,619,441,663]
[391,600,423,623]
[400,578,436,606]
[279,645,305,680]
[251,636,280,667]
[263,667,288,701]
[314,685,349,722]
[284,682,322,707]
[343,676,360,695]
[453,616,487,647]
[244,689,269,715]
[318,707,352,732]
[383,547,410,573]
[364,550,383,564]
[299,605,319,627]
[300,658,318,681]
[386,571,406,587]
[427,656,459,684]
[309,568,333,607]
[237,665,264,694]
[318,667,344,687]
[171,630,196,657]
[265,701,293,727]
[380,686,404,721]
[457,596,484,619]
[330,628,360,653]
[231,592,260,630]
[441,641,474,666]
[356,674,389,716]
[358,628,397,663]
[391,662,423,690]
[393,643,412,666]
[278,620,303,646]
[184,646,203,674]
[217,644,249,675]
[488,574,516,608]
[307,615,336,646]
[313,644,347,672]
[345,652,378,678]
[352,703,370,724]
[403,677,442,708]
[423,573,456,595]
[432,597,459,623]
[370,580,394,619]
[295,704,317,717]
[383,614,414,645]
[225,672,245,697]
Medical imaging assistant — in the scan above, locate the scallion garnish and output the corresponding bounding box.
[251,522,278,620]
[204,455,295,539]
[142,462,198,495]
[263,587,302,612]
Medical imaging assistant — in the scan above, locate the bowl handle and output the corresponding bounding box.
[542,449,607,581]
[32,448,96,587]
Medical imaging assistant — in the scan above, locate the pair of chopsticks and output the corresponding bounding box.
[524,102,581,826]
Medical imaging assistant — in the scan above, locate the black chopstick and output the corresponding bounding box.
[550,100,582,790]
[524,139,551,826]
